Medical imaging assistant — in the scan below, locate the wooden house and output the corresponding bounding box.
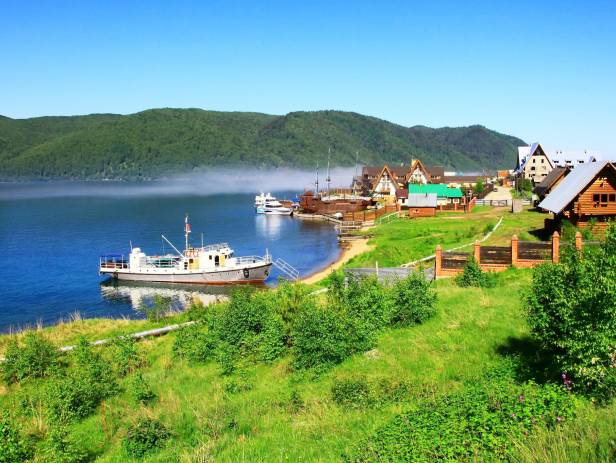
[405,159,431,184]
[532,167,568,203]
[538,161,616,235]
[405,193,437,217]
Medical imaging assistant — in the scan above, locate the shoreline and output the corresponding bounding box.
[300,238,373,284]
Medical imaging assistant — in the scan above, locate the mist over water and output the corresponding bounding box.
[0,167,356,200]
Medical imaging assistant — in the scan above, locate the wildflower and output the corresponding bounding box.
[556,416,562,423]
[518,394,525,402]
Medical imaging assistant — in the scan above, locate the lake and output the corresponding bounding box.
[0,182,340,331]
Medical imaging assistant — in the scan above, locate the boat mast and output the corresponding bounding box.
[161,234,183,256]
[315,160,319,195]
[184,214,191,252]
[326,147,331,197]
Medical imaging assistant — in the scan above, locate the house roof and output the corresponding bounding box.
[533,167,567,195]
[427,166,445,178]
[440,174,493,184]
[538,161,616,214]
[395,188,408,199]
[362,166,381,177]
[407,193,438,207]
[406,159,430,183]
[408,184,463,198]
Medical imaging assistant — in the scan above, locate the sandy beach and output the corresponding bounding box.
[301,238,373,284]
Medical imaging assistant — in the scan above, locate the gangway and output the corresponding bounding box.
[273,258,300,280]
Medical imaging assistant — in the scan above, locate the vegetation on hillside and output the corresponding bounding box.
[0,109,525,179]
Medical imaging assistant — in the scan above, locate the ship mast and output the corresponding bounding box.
[184,214,191,253]
[326,147,331,197]
[315,160,319,195]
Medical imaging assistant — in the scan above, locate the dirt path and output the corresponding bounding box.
[301,239,373,284]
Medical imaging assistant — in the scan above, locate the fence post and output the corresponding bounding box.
[575,231,583,251]
[435,245,442,278]
[552,231,560,264]
[474,240,481,263]
[511,234,518,268]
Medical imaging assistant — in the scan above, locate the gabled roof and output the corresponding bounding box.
[372,165,398,190]
[538,161,616,214]
[516,142,552,173]
[362,166,381,177]
[533,167,567,195]
[406,159,431,183]
[408,193,438,207]
[427,166,445,178]
[408,184,463,198]
[395,188,408,199]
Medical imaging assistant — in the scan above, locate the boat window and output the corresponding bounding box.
[215,255,220,266]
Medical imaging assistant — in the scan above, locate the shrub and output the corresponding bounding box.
[288,390,304,413]
[347,368,575,462]
[128,372,156,404]
[45,339,118,423]
[331,377,371,408]
[389,273,437,326]
[271,281,316,345]
[172,324,216,363]
[41,425,88,463]
[111,336,144,376]
[0,415,33,463]
[455,256,494,288]
[527,224,616,399]
[139,295,172,321]
[2,332,59,384]
[291,305,354,370]
[124,418,170,457]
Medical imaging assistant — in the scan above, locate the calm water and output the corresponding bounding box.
[0,183,340,331]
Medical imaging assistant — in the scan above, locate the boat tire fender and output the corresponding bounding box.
[243,268,250,279]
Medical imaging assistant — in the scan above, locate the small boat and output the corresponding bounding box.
[254,193,293,215]
[99,216,272,284]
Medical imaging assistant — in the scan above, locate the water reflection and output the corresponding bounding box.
[255,214,289,240]
[100,280,231,312]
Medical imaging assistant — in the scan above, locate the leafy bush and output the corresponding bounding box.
[124,418,170,458]
[331,377,372,408]
[288,390,305,413]
[172,324,216,363]
[128,372,157,404]
[45,338,118,423]
[347,367,575,462]
[0,415,33,463]
[111,336,144,376]
[527,224,616,399]
[291,304,356,370]
[455,256,494,288]
[271,281,317,345]
[41,425,88,463]
[389,273,437,326]
[2,332,59,384]
[139,295,172,321]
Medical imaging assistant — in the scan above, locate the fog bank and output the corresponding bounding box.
[0,167,357,200]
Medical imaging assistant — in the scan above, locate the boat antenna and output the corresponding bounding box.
[326,147,331,197]
[201,232,204,249]
[129,240,133,251]
[315,160,319,195]
[184,214,191,253]
[161,234,183,256]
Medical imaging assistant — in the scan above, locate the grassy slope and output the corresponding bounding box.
[347,206,546,268]
[1,209,613,462]
[0,109,525,179]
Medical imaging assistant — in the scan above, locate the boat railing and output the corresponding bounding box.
[235,255,271,265]
[99,256,128,270]
[201,243,231,252]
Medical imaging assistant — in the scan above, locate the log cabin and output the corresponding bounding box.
[538,161,616,235]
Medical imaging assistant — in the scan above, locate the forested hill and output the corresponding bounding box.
[0,109,524,180]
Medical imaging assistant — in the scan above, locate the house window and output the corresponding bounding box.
[530,166,536,171]
[541,158,544,163]
[610,194,616,202]
[452,198,459,204]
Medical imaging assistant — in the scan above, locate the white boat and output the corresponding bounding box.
[254,192,293,215]
[99,217,272,284]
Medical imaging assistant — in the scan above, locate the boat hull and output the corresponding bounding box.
[101,262,272,285]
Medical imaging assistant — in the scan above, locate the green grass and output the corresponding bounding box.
[347,207,546,268]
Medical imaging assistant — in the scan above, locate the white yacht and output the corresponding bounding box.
[254,192,293,215]
[99,217,272,284]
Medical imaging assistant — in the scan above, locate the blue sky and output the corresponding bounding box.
[1,0,615,153]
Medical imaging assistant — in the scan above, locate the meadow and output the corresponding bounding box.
[1,208,614,462]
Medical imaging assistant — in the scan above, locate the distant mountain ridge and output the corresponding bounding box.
[0,109,525,180]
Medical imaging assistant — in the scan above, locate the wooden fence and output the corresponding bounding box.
[435,231,589,277]
[343,205,398,223]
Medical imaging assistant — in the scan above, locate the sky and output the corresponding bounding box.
[1,0,615,153]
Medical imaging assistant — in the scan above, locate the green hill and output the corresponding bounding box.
[0,109,524,179]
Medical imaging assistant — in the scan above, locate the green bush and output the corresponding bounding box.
[124,418,170,458]
[139,295,172,321]
[2,332,59,384]
[455,256,494,288]
[128,372,157,404]
[41,425,88,463]
[331,377,372,408]
[271,281,316,345]
[389,273,437,326]
[172,324,216,363]
[111,336,144,376]
[45,338,118,423]
[347,367,575,462]
[291,304,356,370]
[0,415,33,463]
[527,224,616,399]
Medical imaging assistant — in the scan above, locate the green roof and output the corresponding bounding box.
[408,184,463,198]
